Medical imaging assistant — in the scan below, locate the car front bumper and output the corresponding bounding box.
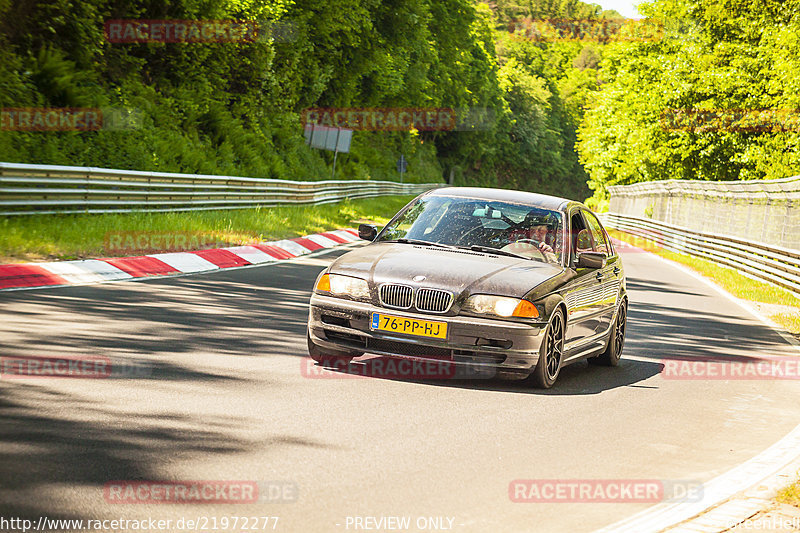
[308,294,547,377]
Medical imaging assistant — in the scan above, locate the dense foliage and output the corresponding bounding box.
[0,0,621,200]
[578,0,800,208]
[4,0,792,206]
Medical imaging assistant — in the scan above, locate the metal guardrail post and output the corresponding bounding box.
[601,212,800,298]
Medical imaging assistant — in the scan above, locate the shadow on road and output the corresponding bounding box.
[312,354,664,395]
[626,299,792,364]
[625,278,701,298]
[0,251,352,524]
[0,253,345,363]
[0,382,251,523]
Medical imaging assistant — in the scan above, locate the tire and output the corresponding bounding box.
[591,300,626,367]
[307,333,355,368]
[526,307,565,389]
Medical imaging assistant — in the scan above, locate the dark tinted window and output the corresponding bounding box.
[378,195,564,263]
[583,210,610,255]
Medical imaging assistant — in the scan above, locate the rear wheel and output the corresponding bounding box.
[307,333,355,368]
[590,301,626,367]
[526,308,565,389]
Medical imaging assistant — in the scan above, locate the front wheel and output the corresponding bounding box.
[590,301,626,367]
[307,333,355,368]
[526,308,565,389]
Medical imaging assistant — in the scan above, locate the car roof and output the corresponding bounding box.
[426,187,583,212]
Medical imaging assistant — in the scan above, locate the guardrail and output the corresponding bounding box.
[603,212,800,297]
[608,176,800,251]
[0,162,442,216]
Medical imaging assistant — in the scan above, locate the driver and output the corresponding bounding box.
[529,224,555,254]
[506,220,557,262]
[509,222,554,254]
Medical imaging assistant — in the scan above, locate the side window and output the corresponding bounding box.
[583,211,610,255]
[569,210,592,262]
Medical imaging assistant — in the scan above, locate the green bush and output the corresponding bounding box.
[0,0,613,200]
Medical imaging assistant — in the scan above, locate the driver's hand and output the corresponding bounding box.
[539,242,554,253]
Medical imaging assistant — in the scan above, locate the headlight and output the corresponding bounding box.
[462,295,539,318]
[315,273,371,300]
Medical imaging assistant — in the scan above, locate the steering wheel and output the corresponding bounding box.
[513,238,541,246]
[502,239,548,261]
[455,225,497,246]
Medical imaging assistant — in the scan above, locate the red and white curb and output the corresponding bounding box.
[0,228,360,291]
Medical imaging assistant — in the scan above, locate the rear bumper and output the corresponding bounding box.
[308,294,547,376]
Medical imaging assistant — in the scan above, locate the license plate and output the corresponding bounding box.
[370,313,448,339]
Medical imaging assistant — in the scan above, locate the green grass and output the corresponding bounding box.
[777,477,800,508]
[771,312,800,334]
[0,195,414,263]
[608,229,800,333]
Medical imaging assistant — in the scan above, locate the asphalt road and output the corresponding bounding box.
[1,243,799,533]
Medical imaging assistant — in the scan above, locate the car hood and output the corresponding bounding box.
[328,242,564,299]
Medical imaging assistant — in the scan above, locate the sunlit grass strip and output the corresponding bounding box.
[608,229,800,333]
[777,477,800,508]
[0,195,414,263]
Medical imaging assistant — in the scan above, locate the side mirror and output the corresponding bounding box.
[358,224,378,241]
[577,251,607,269]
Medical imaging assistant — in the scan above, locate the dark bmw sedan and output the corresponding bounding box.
[307,187,627,388]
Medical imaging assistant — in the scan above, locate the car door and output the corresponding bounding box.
[583,209,619,334]
[562,209,604,350]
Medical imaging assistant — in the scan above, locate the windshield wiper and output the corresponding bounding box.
[384,238,455,249]
[465,245,532,260]
[385,239,530,259]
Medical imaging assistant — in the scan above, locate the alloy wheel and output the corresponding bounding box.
[545,312,564,379]
[614,304,626,357]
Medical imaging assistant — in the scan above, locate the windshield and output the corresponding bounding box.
[377,195,564,264]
